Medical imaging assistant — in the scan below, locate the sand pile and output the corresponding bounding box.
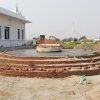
[74,42,92,50]
[93,41,100,52]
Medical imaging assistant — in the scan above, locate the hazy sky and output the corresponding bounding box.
[0,0,100,40]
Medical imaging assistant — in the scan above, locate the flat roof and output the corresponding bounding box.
[0,7,31,23]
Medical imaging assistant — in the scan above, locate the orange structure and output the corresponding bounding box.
[0,52,100,78]
[36,35,63,47]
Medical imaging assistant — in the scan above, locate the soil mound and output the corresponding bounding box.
[74,42,92,50]
[93,41,100,52]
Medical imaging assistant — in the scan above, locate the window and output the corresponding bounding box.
[5,27,10,39]
[22,29,24,39]
[18,29,20,39]
[0,26,1,39]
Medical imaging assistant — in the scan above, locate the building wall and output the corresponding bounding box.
[0,14,25,47]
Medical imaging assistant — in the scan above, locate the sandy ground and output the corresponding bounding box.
[0,75,100,100]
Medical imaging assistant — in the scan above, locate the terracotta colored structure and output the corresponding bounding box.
[0,52,100,78]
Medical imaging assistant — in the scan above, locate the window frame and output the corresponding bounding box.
[5,27,10,40]
[22,29,24,40]
[18,29,20,40]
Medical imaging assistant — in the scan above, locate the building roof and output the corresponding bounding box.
[0,7,31,23]
[37,39,60,44]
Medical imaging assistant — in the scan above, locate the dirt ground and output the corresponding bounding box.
[0,75,100,100]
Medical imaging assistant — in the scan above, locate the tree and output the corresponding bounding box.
[79,36,87,41]
[63,37,73,42]
[73,38,78,42]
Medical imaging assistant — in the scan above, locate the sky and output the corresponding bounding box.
[0,0,100,40]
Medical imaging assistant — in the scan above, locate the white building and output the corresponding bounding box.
[0,7,30,47]
[93,38,100,42]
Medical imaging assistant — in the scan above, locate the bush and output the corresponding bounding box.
[63,41,80,49]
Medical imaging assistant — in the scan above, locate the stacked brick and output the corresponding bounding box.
[0,52,100,78]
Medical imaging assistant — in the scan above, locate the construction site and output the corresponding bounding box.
[0,45,100,99]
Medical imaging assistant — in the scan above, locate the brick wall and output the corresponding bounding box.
[0,52,100,78]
